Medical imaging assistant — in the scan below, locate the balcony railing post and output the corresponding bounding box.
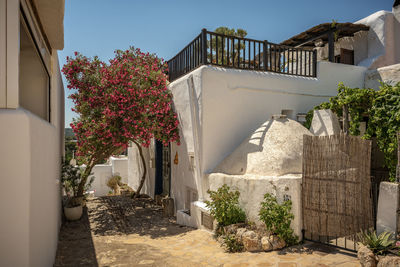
[312,49,317,77]
[201,28,207,65]
[263,40,268,71]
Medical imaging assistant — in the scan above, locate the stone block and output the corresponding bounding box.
[242,230,261,252]
[376,182,400,236]
[162,197,175,217]
[268,235,286,250]
[357,244,377,267]
[310,109,341,136]
[261,236,273,252]
[377,255,400,267]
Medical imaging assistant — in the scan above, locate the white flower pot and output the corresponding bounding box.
[64,205,83,221]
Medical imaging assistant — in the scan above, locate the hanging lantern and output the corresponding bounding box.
[174,152,179,165]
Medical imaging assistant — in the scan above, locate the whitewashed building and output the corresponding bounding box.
[128,1,400,232]
[0,0,65,266]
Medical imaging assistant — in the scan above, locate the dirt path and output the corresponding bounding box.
[54,196,360,267]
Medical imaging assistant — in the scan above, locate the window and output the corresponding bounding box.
[19,11,50,122]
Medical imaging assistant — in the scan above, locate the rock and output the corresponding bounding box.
[242,231,261,252]
[310,109,341,136]
[261,236,273,252]
[161,197,174,217]
[224,223,246,235]
[269,235,286,250]
[377,256,400,267]
[235,228,247,243]
[357,244,376,267]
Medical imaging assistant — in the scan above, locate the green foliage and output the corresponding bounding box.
[304,83,375,133]
[222,234,244,253]
[107,175,122,193]
[211,27,248,65]
[65,140,77,164]
[259,193,298,246]
[61,162,94,197]
[305,82,400,180]
[358,230,395,255]
[205,184,246,227]
[365,82,400,179]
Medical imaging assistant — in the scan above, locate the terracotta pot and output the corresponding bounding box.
[64,205,82,221]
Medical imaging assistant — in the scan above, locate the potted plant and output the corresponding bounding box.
[61,162,94,220]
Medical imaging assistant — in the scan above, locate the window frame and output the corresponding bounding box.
[19,6,51,122]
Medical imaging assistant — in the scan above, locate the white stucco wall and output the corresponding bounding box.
[0,108,63,267]
[317,10,400,69]
[110,157,128,184]
[167,63,365,227]
[0,2,64,263]
[127,142,156,198]
[197,63,365,176]
[364,63,400,89]
[91,164,113,196]
[90,157,128,196]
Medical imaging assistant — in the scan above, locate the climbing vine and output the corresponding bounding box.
[305,82,400,181]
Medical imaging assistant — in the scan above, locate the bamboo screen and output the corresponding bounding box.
[302,133,373,239]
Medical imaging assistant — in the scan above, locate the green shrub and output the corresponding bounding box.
[358,230,395,255]
[107,175,122,193]
[205,184,246,227]
[222,234,243,253]
[259,193,298,246]
[305,82,400,180]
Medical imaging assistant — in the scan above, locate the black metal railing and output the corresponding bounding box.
[167,29,317,82]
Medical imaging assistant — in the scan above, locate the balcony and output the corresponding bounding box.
[167,29,317,82]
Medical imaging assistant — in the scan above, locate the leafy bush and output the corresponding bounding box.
[107,175,122,194]
[358,230,395,255]
[259,193,298,246]
[61,162,94,197]
[222,234,244,253]
[305,82,400,180]
[205,184,246,227]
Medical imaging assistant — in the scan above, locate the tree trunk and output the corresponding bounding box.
[134,141,147,198]
[342,104,349,134]
[77,161,95,197]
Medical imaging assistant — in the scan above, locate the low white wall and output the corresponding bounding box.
[91,164,113,196]
[90,157,128,196]
[0,108,62,267]
[127,142,156,198]
[208,173,303,239]
[110,157,128,184]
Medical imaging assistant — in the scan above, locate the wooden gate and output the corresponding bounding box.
[302,134,374,251]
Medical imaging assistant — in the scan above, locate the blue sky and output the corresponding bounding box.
[60,0,394,128]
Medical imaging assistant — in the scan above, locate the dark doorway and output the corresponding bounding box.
[154,141,171,196]
[335,48,354,65]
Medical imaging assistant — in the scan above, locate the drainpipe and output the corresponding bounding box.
[328,31,335,62]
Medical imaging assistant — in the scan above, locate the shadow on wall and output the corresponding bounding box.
[213,119,274,175]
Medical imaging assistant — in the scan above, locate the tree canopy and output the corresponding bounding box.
[62,47,180,196]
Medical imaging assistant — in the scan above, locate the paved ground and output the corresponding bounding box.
[54,196,360,267]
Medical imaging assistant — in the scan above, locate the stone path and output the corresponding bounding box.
[54,196,360,267]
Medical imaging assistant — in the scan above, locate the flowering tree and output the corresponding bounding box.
[62,48,180,197]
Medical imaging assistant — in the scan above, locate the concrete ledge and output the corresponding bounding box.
[377,182,400,235]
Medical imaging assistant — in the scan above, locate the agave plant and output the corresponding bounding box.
[357,229,395,255]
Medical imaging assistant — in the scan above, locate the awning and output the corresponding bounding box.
[280,22,369,48]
